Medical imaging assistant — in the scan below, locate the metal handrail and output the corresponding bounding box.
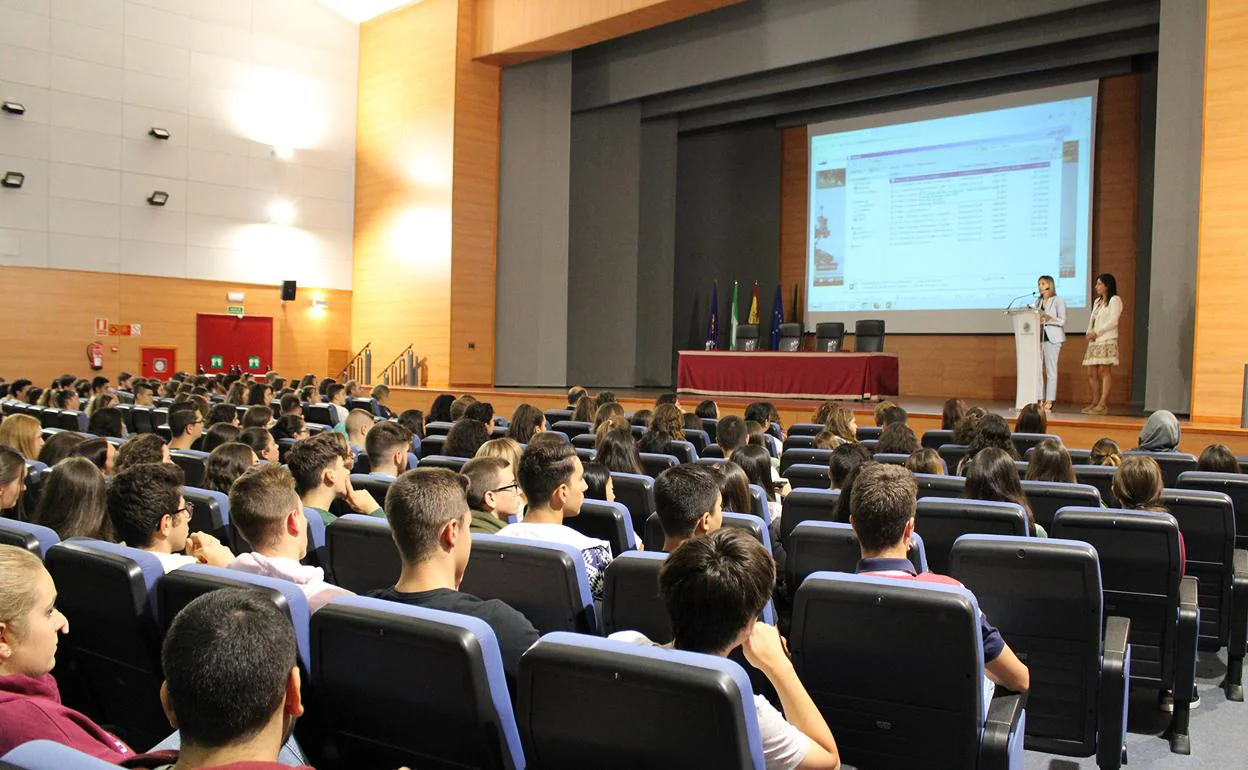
[380,344,423,387]
[339,342,371,384]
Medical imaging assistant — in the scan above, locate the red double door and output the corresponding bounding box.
[196,314,273,375]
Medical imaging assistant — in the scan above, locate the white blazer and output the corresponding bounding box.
[1086,295,1123,342]
[1039,296,1067,343]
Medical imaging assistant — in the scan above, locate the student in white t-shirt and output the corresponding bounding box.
[609,529,841,770]
[498,436,612,600]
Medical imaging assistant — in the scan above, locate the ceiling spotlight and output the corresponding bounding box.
[1,171,24,189]
[267,199,296,225]
[1,101,25,116]
[148,127,170,140]
[147,190,169,206]
[272,145,294,160]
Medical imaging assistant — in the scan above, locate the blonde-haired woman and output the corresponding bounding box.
[0,414,43,460]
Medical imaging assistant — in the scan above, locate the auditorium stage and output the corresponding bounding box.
[384,385,1248,456]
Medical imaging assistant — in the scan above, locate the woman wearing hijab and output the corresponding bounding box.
[1135,410,1181,453]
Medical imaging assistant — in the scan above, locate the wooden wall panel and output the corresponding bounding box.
[475,0,745,65]
[776,75,1141,405]
[0,266,352,386]
[1192,0,1248,423]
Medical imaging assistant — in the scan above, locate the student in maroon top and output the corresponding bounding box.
[124,589,312,770]
[0,545,134,761]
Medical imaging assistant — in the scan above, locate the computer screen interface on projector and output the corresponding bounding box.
[806,91,1095,333]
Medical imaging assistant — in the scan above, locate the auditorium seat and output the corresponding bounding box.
[601,550,671,641]
[311,597,524,770]
[683,429,711,455]
[782,434,817,451]
[53,409,88,432]
[856,426,882,441]
[913,498,1029,575]
[566,499,636,557]
[1123,450,1198,487]
[1160,487,1247,698]
[1015,460,1030,475]
[780,447,833,474]
[351,453,372,473]
[570,433,595,450]
[783,463,830,490]
[638,452,678,479]
[1012,432,1061,457]
[181,485,232,549]
[419,454,470,472]
[938,443,969,472]
[0,518,59,557]
[735,323,761,350]
[551,420,593,439]
[419,434,447,458]
[169,448,209,487]
[349,473,396,503]
[1,741,117,770]
[346,396,380,416]
[518,632,765,769]
[915,472,966,498]
[777,322,803,351]
[302,507,327,570]
[787,422,824,437]
[1021,480,1102,531]
[1074,464,1118,507]
[815,322,846,352]
[326,514,401,594]
[610,472,656,535]
[699,417,718,441]
[459,534,597,635]
[543,408,573,427]
[157,563,312,670]
[780,488,841,540]
[921,429,955,449]
[130,405,154,434]
[1051,507,1199,754]
[700,444,725,458]
[668,438,697,463]
[641,511,772,564]
[574,447,597,464]
[424,420,454,436]
[695,456,726,466]
[304,403,336,427]
[950,535,1129,767]
[785,521,927,597]
[150,407,169,428]
[1178,470,1248,548]
[872,452,909,467]
[44,540,168,748]
[791,571,1026,768]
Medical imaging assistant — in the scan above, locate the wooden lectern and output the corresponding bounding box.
[1006,308,1044,410]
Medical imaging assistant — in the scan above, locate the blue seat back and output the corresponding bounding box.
[779,488,841,540]
[424,420,454,436]
[915,472,966,499]
[601,551,670,641]
[787,422,824,437]
[419,454,470,472]
[638,452,678,478]
[1122,450,1198,487]
[459,534,597,635]
[169,449,210,487]
[181,485,231,546]
[0,518,59,557]
[1161,487,1236,648]
[1178,470,1248,549]
[518,632,764,769]
[872,452,910,467]
[419,434,447,458]
[1,741,118,769]
[913,497,1029,575]
[782,434,817,451]
[786,521,927,594]
[782,463,830,491]
[609,472,656,535]
[922,429,955,449]
[551,420,592,439]
[349,473,396,503]
[303,507,328,570]
[567,499,636,557]
[311,597,524,770]
[1021,480,1102,531]
[1073,465,1118,507]
[325,513,402,594]
[304,403,336,427]
[938,444,970,473]
[1013,433,1061,457]
[779,447,833,474]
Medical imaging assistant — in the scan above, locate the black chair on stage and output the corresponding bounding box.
[814,322,845,352]
[777,323,803,352]
[854,319,886,352]
[736,324,761,351]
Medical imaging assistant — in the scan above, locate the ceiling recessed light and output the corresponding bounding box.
[268,199,296,225]
[1,101,25,116]
[1,171,24,189]
[147,190,169,206]
[148,127,170,140]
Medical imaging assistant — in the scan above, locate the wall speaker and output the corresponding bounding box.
[281,280,297,301]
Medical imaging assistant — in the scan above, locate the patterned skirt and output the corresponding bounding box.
[1082,339,1119,366]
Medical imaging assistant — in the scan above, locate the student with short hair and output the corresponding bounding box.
[206,403,239,428]
[850,463,1029,694]
[654,465,722,552]
[368,384,394,419]
[1198,443,1241,474]
[465,400,495,426]
[242,405,274,429]
[610,529,842,770]
[370,469,539,690]
[717,415,748,455]
[364,421,412,478]
[168,408,203,452]
[286,433,381,526]
[106,463,233,573]
[326,383,348,426]
[461,456,522,534]
[445,418,490,458]
[279,393,303,416]
[450,395,476,421]
[344,408,374,454]
[227,464,352,612]
[241,426,280,464]
[695,399,719,420]
[113,433,171,473]
[133,381,156,406]
[271,414,309,443]
[567,386,588,406]
[499,441,613,600]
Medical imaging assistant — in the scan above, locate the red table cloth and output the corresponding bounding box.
[676,351,900,400]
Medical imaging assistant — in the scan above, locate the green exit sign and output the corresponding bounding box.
[247,356,261,369]
[227,304,244,316]
[209,355,223,369]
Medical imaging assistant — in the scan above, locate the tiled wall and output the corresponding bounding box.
[0,0,359,289]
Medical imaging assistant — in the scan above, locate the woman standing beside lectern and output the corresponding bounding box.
[1082,273,1122,415]
[1036,275,1066,412]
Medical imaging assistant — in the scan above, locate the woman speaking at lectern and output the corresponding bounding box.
[1082,273,1122,415]
[1036,275,1066,412]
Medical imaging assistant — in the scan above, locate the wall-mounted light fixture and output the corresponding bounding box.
[147,190,169,206]
[272,145,294,160]
[311,298,329,311]
[1,171,24,189]
[148,127,170,140]
[268,199,296,225]
[1,101,25,115]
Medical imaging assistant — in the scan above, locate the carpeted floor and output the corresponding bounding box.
[1024,650,1242,769]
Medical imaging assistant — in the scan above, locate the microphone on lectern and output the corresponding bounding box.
[1005,291,1038,311]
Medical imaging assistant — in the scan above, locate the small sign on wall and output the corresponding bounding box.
[95,317,108,335]
[210,355,223,369]
[227,305,245,317]
[247,355,261,369]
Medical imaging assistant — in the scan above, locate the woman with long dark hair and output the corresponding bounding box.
[1082,273,1123,415]
[34,457,113,541]
[1024,438,1076,484]
[941,398,967,431]
[965,447,1044,537]
[958,413,1019,474]
[596,427,644,475]
[731,444,786,522]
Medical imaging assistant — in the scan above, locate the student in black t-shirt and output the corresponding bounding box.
[368,468,540,692]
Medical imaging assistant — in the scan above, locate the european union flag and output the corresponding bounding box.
[769,284,784,349]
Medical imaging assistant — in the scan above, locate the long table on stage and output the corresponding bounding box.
[676,350,900,400]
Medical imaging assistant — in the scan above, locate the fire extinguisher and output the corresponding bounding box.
[86,340,104,371]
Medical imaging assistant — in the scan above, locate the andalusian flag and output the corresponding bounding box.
[729,281,740,350]
[748,282,760,324]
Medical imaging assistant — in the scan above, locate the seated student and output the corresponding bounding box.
[242,405,274,430]
[125,590,314,769]
[461,456,522,534]
[370,468,540,690]
[850,463,1030,694]
[1198,442,1241,474]
[445,418,491,458]
[1136,410,1182,452]
[206,403,239,429]
[465,400,496,427]
[106,463,233,572]
[630,408,652,428]
[450,395,477,422]
[344,408,374,455]
[958,413,1019,474]
[507,404,545,445]
[202,422,242,453]
[300,385,321,405]
[716,415,749,456]
[594,391,618,410]
[286,433,382,526]
[397,409,425,440]
[875,423,918,455]
[227,464,352,612]
[271,414,310,443]
[581,461,614,502]
[567,385,588,407]
[247,382,273,407]
[279,393,303,417]
[610,529,841,770]
[53,388,81,412]
[964,447,1046,537]
[872,400,898,427]
[364,421,412,478]
[4,378,31,403]
[594,402,626,433]
[113,433,172,474]
[1089,437,1122,467]
[369,384,395,419]
[70,437,115,477]
[241,426,280,464]
[942,398,968,431]
[133,381,156,407]
[34,457,114,541]
[654,465,722,552]
[86,406,126,439]
[571,395,595,423]
[732,444,787,523]
[0,413,42,460]
[203,443,258,495]
[168,407,203,452]
[326,383,349,426]
[904,448,944,476]
[639,403,686,456]
[695,399,719,421]
[1014,402,1047,434]
[1024,438,1076,484]
[499,441,613,600]
[0,546,137,760]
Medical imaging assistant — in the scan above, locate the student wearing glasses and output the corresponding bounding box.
[461,456,523,533]
[167,407,203,452]
[105,463,233,573]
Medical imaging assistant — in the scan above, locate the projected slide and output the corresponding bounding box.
[806,88,1095,333]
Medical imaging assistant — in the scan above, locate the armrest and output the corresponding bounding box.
[1174,576,1200,702]
[1097,616,1130,770]
[980,691,1026,770]
[1230,549,1248,656]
